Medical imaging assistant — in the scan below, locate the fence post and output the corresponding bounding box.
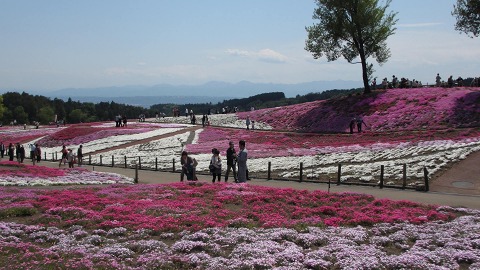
[100,155,102,166]
[88,154,91,165]
[402,164,407,189]
[172,158,176,172]
[111,155,114,167]
[134,164,139,183]
[155,157,158,171]
[337,164,342,185]
[138,157,141,169]
[267,161,271,180]
[44,152,46,161]
[124,156,127,168]
[51,153,54,161]
[379,165,384,189]
[55,152,58,160]
[299,162,303,182]
[424,167,429,192]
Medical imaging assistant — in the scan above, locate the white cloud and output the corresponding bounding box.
[226,48,288,63]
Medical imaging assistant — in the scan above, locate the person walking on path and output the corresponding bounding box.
[67,149,75,168]
[34,144,41,163]
[225,141,237,182]
[210,148,222,183]
[246,116,251,130]
[0,142,5,158]
[59,145,68,167]
[8,143,14,161]
[237,140,248,183]
[77,145,83,167]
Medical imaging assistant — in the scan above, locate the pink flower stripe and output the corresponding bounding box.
[0,161,66,178]
[0,128,59,145]
[238,87,480,133]
[0,182,455,233]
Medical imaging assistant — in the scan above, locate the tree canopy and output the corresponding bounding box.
[452,0,480,38]
[305,0,397,94]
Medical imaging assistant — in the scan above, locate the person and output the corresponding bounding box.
[356,117,367,133]
[185,108,189,117]
[436,73,442,87]
[251,120,255,130]
[122,115,127,127]
[246,116,251,130]
[202,114,206,127]
[210,148,222,183]
[371,78,377,90]
[448,76,454,88]
[67,149,75,168]
[237,140,248,183]
[59,145,68,167]
[349,117,356,134]
[34,144,41,163]
[77,145,83,167]
[225,141,237,182]
[180,151,195,181]
[8,143,14,161]
[29,144,36,161]
[19,144,25,163]
[0,142,5,158]
[15,143,21,162]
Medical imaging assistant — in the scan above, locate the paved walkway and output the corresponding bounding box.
[40,160,480,210]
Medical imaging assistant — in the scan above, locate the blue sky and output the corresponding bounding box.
[0,0,479,92]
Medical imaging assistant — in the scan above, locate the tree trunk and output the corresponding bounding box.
[360,52,371,94]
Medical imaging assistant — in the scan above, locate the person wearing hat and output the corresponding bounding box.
[180,151,195,181]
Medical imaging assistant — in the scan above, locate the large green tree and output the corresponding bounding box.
[305,0,397,94]
[452,0,480,38]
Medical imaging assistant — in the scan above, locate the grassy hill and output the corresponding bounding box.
[238,87,480,133]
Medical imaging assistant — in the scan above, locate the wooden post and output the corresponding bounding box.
[55,152,58,161]
[155,157,158,171]
[337,164,341,185]
[402,164,407,189]
[44,152,46,161]
[100,155,102,166]
[172,158,175,172]
[124,156,127,168]
[380,165,384,189]
[88,154,91,165]
[299,162,303,182]
[111,155,114,167]
[424,167,429,192]
[134,164,138,183]
[51,153,54,161]
[267,161,271,180]
[138,156,141,169]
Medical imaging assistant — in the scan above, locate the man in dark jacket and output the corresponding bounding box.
[225,141,237,182]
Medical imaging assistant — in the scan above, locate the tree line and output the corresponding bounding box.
[0,88,363,125]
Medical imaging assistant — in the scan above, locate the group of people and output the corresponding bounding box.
[349,117,367,134]
[246,116,255,130]
[115,115,128,127]
[180,140,249,183]
[58,145,83,168]
[376,76,423,90]
[0,142,42,163]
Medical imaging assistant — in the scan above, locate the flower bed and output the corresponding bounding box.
[0,127,60,146]
[0,182,478,269]
[0,161,133,186]
[237,87,480,132]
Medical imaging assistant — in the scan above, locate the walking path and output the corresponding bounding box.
[40,160,480,210]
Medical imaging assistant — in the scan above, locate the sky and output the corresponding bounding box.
[0,0,479,92]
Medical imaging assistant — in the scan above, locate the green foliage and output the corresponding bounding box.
[37,106,55,124]
[0,96,5,120]
[0,207,37,218]
[13,106,29,124]
[305,0,397,93]
[452,0,480,37]
[69,109,88,123]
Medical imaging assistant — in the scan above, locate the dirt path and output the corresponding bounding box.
[85,126,202,156]
[430,150,480,195]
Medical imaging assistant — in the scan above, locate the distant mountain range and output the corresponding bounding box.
[22,80,362,107]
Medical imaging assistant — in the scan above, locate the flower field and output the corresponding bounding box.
[0,161,133,186]
[0,86,479,268]
[1,182,479,269]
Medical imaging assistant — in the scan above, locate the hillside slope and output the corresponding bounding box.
[237,87,480,133]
